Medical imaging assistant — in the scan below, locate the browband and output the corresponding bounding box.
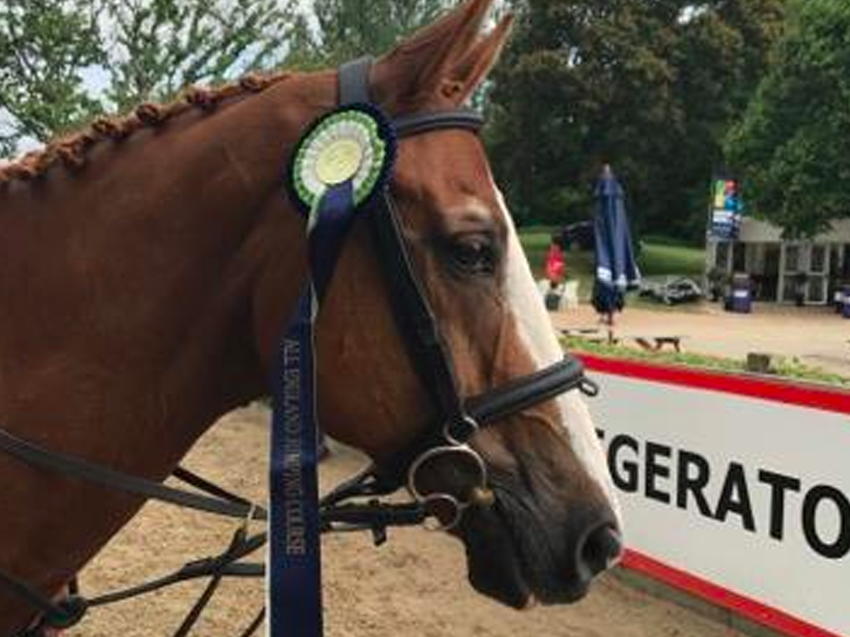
[395,111,484,137]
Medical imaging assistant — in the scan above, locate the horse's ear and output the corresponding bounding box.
[371,0,495,112]
[440,14,514,106]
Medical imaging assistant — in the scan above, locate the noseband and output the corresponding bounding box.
[0,57,598,636]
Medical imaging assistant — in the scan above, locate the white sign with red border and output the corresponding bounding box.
[581,355,850,637]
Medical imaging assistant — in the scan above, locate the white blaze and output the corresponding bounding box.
[495,190,621,522]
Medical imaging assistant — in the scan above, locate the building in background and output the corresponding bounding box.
[706,217,850,305]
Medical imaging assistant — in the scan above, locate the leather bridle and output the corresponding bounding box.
[324,56,598,529]
[0,57,597,636]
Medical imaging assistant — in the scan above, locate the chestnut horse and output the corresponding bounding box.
[0,0,621,633]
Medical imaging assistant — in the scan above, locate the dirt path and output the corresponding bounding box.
[553,302,850,378]
[69,406,745,637]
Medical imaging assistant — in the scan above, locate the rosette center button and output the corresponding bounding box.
[316,139,364,186]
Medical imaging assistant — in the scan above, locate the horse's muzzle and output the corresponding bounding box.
[457,479,622,608]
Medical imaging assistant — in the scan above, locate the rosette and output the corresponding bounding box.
[290,106,396,216]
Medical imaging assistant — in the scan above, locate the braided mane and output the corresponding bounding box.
[0,71,293,186]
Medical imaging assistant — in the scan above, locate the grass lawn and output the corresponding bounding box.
[639,242,705,276]
[561,336,850,388]
[518,226,706,302]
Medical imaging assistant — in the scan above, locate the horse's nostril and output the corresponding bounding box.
[578,523,623,578]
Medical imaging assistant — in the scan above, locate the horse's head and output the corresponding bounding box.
[263,0,621,610]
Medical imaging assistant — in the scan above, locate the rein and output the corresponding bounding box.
[0,57,597,637]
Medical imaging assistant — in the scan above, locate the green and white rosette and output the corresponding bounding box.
[290,105,396,219]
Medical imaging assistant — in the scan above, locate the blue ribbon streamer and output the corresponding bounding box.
[269,179,358,637]
[308,180,356,301]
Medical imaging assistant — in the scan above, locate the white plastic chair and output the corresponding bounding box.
[537,279,579,311]
[560,280,580,310]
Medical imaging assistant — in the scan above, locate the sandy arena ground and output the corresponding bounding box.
[554,302,850,378]
[69,405,749,637]
[68,302,848,636]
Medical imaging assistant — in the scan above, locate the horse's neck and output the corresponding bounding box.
[0,74,328,632]
[0,90,293,462]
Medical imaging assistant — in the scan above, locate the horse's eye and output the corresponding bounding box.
[449,236,496,276]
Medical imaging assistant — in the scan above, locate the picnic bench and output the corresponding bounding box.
[561,328,685,352]
[632,335,684,353]
[561,328,604,338]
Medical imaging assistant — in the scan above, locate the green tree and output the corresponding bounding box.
[307,0,449,67]
[0,0,299,157]
[726,0,850,237]
[0,0,103,155]
[102,0,295,111]
[488,0,785,239]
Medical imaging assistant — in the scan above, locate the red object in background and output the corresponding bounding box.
[545,243,565,284]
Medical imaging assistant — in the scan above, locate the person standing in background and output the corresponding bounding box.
[545,241,566,289]
[543,241,567,312]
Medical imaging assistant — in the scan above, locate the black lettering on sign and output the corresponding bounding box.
[597,427,847,561]
[715,462,756,533]
[608,435,639,492]
[802,485,850,560]
[645,443,672,504]
[676,450,713,518]
[758,469,801,541]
